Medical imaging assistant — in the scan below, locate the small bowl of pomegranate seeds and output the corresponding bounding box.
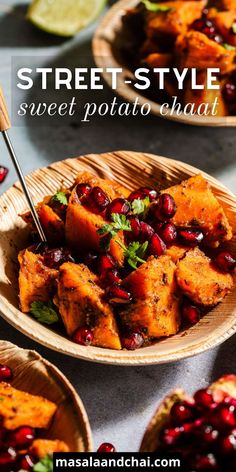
[140,375,236,471]
[0,340,92,471]
[0,151,235,364]
[94,0,236,126]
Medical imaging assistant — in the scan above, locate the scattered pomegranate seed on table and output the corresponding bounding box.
[72,327,94,346]
[97,443,116,453]
[0,364,13,381]
[0,166,8,184]
[121,332,144,350]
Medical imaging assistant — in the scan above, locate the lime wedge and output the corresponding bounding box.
[27,0,107,37]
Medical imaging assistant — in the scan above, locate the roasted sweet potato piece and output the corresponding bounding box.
[166,245,189,263]
[30,439,69,459]
[18,248,58,313]
[214,0,236,11]
[163,174,232,247]
[176,247,233,305]
[38,204,65,244]
[56,262,121,350]
[65,187,125,265]
[183,71,228,117]
[0,382,57,430]
[74,171,130,200]
[175,31,236,74]
[144,52,173,68]
[145,1,206,38]
[121,256,181,338]
[213,11,236,47]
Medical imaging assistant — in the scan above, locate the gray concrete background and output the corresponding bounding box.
[0,0,235,452]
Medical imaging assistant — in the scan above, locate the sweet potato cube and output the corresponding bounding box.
[163,174,232,247]
[18,248,58,313]
[144,53,172,68]
[30,439,69,459]
[38,204,65,244]
[176,247,233,305]
[166,245,189,263]
[57,262,121,350]
[74,171,130,200]
[175,31,236,74]
[121,256,181,338]
[65,187,125,265]
[0,382,57,430]
[214,11,236,47]
[146,1,206,38]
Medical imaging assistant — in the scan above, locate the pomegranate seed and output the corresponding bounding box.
[170,401,196,423]
[139,187,159,201]
[0,166,8,184]
[194,389,214,409]
[106,284,132,304]
[121,332,144,350]
[128,190,145,202]
[97,443,116,452]
[43,247,74,270]
[100,268,121,287]
[224,397,236,408]
[149,233,166,256]
[197,424,219,444]
[98,254,115,275]
[0,364,13,381]
[182,301,201,325]
[192,453,219,471]
[73,327,94,346]
[158,193,177,220]
[0,448,17,471]
[214,404,236,428]
[220,431,236,455]
[192,18,206,31]
[84,252,99,272]
[223,82,236,104]
[106,198,130,220]
[160,426,183,446]
[87,186,110,213]
[154,221,165,233]
[19,454,36,471]
[210,33,223,43]
[159,222,177,245]
[127,215,141,240]
[178,228,204,246]
[214,251,236,273]
[139,221,154,242]
[7,426,35,449]
[76,183,92,199]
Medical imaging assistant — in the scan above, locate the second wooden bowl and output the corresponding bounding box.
[0,151,235,365]
[0,340,93,450]
[93,0,236,127]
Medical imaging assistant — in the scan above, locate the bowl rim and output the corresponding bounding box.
[93,0,236,127]
[0,339,93,451]
[0,151,235,366]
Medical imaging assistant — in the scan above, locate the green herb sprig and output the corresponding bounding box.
[97,213,131,251]
[131,197,150,217]
[33,455,53,472]
[30,301,59,325]
[51,191,68,206]
[117,240,149,269]
[223,43,236,51]
[141,0,173,13]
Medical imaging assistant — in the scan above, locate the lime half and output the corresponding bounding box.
[27,0,107,37]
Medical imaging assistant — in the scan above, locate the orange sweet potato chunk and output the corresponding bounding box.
[175,31,236,74]
[163,174,232,247]
[0,382,57,430]
[176,247,233,305]
[74,171,130,200]
[30,439,69,459]
[166,245,189,263]
[38,204,65,244]
[214,11,236,47]
[18,249,58,313]
[66,187,125,265]
[146,1,206,38]
[121,256,181,338]
[56,262,121,350]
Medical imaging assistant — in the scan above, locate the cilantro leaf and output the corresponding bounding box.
[30,301,59,325]
[131,197,150,216]
[33,455,53,472]
[51,191,68,206]
[232,22,236,34]
[223,43,236,50]
[97,214,131,250]
[117,240,149,269]
[141,0,173,12]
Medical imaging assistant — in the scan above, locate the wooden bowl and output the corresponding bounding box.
[93,0,236,127]
[0,151,235,365]
[0,340,93,450]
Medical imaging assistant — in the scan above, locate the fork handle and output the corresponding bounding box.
[0,88,11,132]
